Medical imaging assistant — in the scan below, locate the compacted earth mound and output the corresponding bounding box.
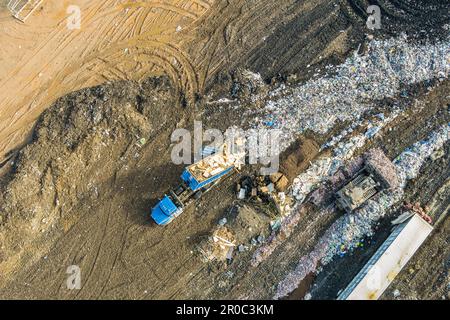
[0,0,449,300]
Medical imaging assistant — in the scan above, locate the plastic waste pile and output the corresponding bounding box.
[256,34,449,150]
[251,205,309,267]
[394,123,450,187]
[273,123,450,299]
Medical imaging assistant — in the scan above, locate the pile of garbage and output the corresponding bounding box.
[251,113,400,267]
[273,123,450,299]
[236,174,292,217]
[248,33,449,282]
[199,205,272,263]
[189,143,245,180]
[292,111,401,204]
[403,202,432,224]
[365,148,400,189]
[255,34,449,150]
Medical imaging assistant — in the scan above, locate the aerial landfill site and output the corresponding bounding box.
[0,0,449,304]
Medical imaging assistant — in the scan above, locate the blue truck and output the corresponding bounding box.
[151,147,238,225]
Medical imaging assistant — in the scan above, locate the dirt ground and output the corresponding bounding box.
[3,0,448,164]
[0,0,449,300]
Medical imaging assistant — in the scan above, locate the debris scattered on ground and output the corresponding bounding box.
[198,226,236,262]
[198,204,271,263]
[251,111,401,267]
[270,172,289,192]
[292,111,402,204]
[236,174,293,219]
[255,35,450,150]
[231,69,269,102]
[364,148,400,190]
[273,123,450,299]
[403,202,433,224]
[190,143,244,180]
[1,2,449,301]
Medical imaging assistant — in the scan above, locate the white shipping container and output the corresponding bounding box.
[338,214,433,300]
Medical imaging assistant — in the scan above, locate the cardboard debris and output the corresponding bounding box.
[270,172,289,192]
[403,202,432,224]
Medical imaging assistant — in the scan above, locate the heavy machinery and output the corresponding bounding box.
[151,145,244,225]
[336,148,399,213]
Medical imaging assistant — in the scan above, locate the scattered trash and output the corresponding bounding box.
[393,289,401,298]
[254,35,449,151]
[136,137,146,146]
[197,226,236,262]
[225,270,234,278]
[231,69,268,101]
[236,175,291,216]
[403,202,432,224]
[430,148,445,161]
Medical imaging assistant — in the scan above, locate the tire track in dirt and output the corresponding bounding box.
[0,0,210,162]
[185,0,449,92]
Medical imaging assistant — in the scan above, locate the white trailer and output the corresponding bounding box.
[337,213,433,300]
